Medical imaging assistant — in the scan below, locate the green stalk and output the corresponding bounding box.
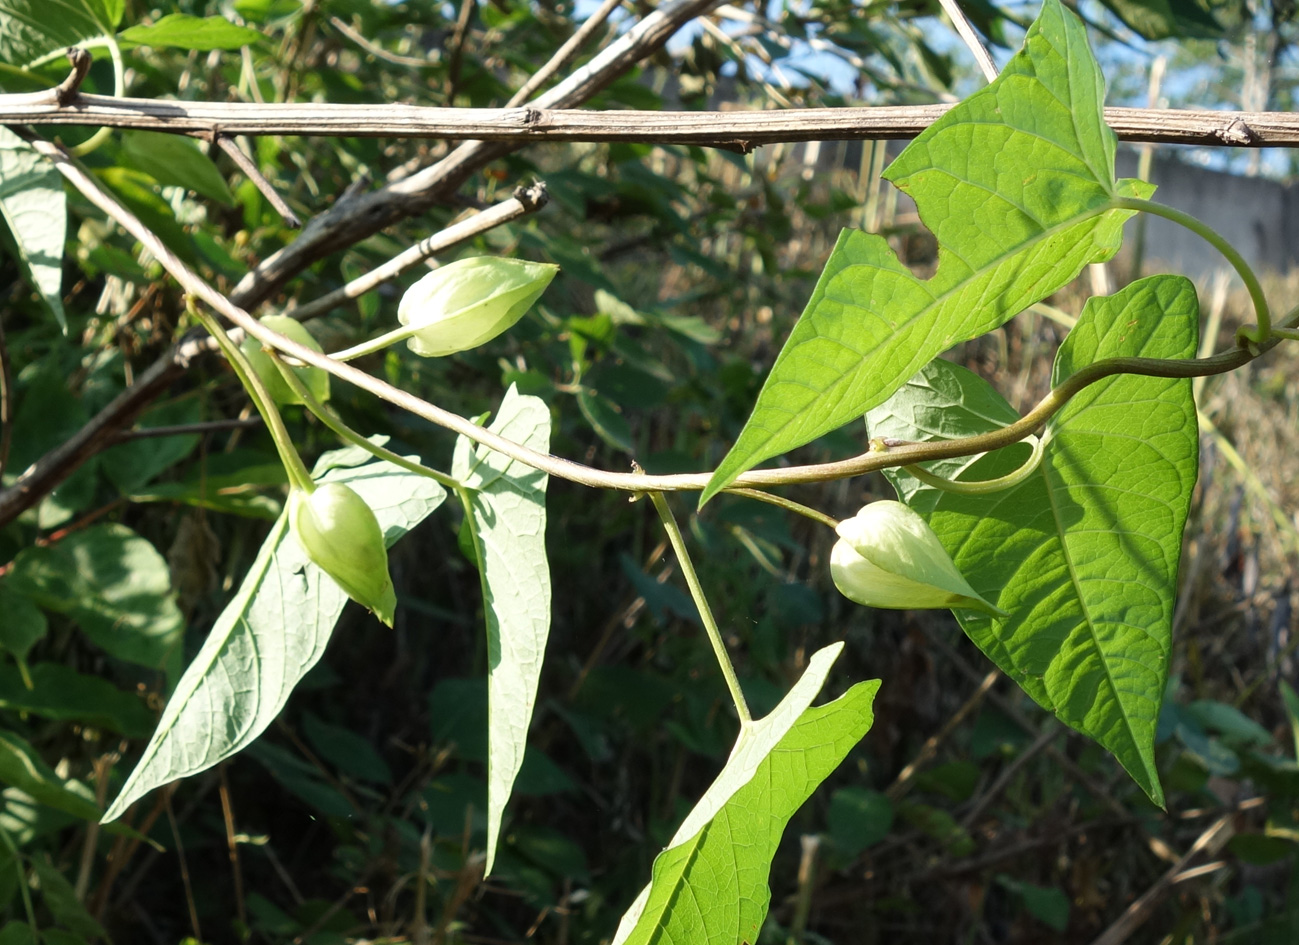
[1113,197,1271,346]
[186,299,315,493]
[327,323,424,362]
[725,487,839,531]
[903,434,1045,495]
[648,492,752,726]
[267,350,461,491]
[69,38,124,158]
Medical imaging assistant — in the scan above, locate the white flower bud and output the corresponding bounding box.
[289,484,396,626]
[830,501,1004,616]
[397,256,559,357]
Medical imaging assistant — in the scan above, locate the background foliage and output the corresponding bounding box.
[1,0,1298,942]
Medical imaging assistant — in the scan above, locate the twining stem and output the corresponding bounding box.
[20,134,1299,508]
[902,434,1045,495]
[648,491,752,725]
[186,300,315,493]
[1113,196,1272,345]
[266,349,461,491]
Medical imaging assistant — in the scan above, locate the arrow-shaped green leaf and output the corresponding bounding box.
[867,275,1200,804]
[703,0,1149,505]
[613,643,879,944]
[452,385,552,876]
[103,442,445,822]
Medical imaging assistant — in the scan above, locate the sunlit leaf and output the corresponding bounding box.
[703,0,1150,505]
[118,13,263,50]
[614,644,877,944]
[0,128,66,329]
[868,275,1200,805]
[452,385,551,876]
[102,443,445,822]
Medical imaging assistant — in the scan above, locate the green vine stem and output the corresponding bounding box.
[902,433,1045,495]
[648,491,753,726]
[186,299,315,494]
[266,349,461,491]
[68,38,124,158]
[1113,196,1272,346]
[26,135,1299,504]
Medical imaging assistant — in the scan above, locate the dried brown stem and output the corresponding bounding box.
[506,0,626,107]
[5,96,1296,148]
[213,135,301,228]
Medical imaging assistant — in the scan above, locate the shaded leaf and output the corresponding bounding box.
[0,662,154,736]
[0,729,100,822]
[7,523,184,672]
[452,385,551,876]
[0,128,66,329]
[120,131,236,206]
[703,0,1149,504]
[102,444,445,822]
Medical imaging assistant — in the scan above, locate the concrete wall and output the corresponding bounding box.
[789,140,1298,277]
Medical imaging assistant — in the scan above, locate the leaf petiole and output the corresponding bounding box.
[1112,197,1271,346]
[185,298,315,494]
[266,349,462,491]
[648,491,752,726]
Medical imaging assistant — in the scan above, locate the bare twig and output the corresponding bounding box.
[936,0,998,83]
[0,307,12,483]
[506,0,626,107]
[213,135,301,228]
[110,417,263,442]
[443,0,476,103]
[886,669,999,802]
[1088,807,1250,945]
[6,96,1297,148]
[285,181,548,323]
[328,15,435,69]
[0,0,716,524]
[8,131,1299,531]
[56,47,94,105]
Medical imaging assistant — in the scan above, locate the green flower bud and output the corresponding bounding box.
[397,256,559,357]
[240,315,331,406]
[289,483,396,626]
[830,501,1005,616]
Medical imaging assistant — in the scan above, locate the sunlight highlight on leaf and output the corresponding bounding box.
[102,442,445,823]
[868,275,1201,804]
[452,385,552,876]
[703,0,1150,505]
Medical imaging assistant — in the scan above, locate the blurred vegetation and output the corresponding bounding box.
[0,0,1298,942]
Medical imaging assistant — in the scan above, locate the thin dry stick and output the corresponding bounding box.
[328,15,435,69]
[936,0,999,83]
[214,135,302,227]
[6,95,1295,147]
[886,668,1000,801]
[15,132,1299,511]
[217,767,247,928]
[165,795,203,942]
[285,181,548,323]
[506,0,626,107]
[1088,809,1246,945]
[0,306,12,482]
